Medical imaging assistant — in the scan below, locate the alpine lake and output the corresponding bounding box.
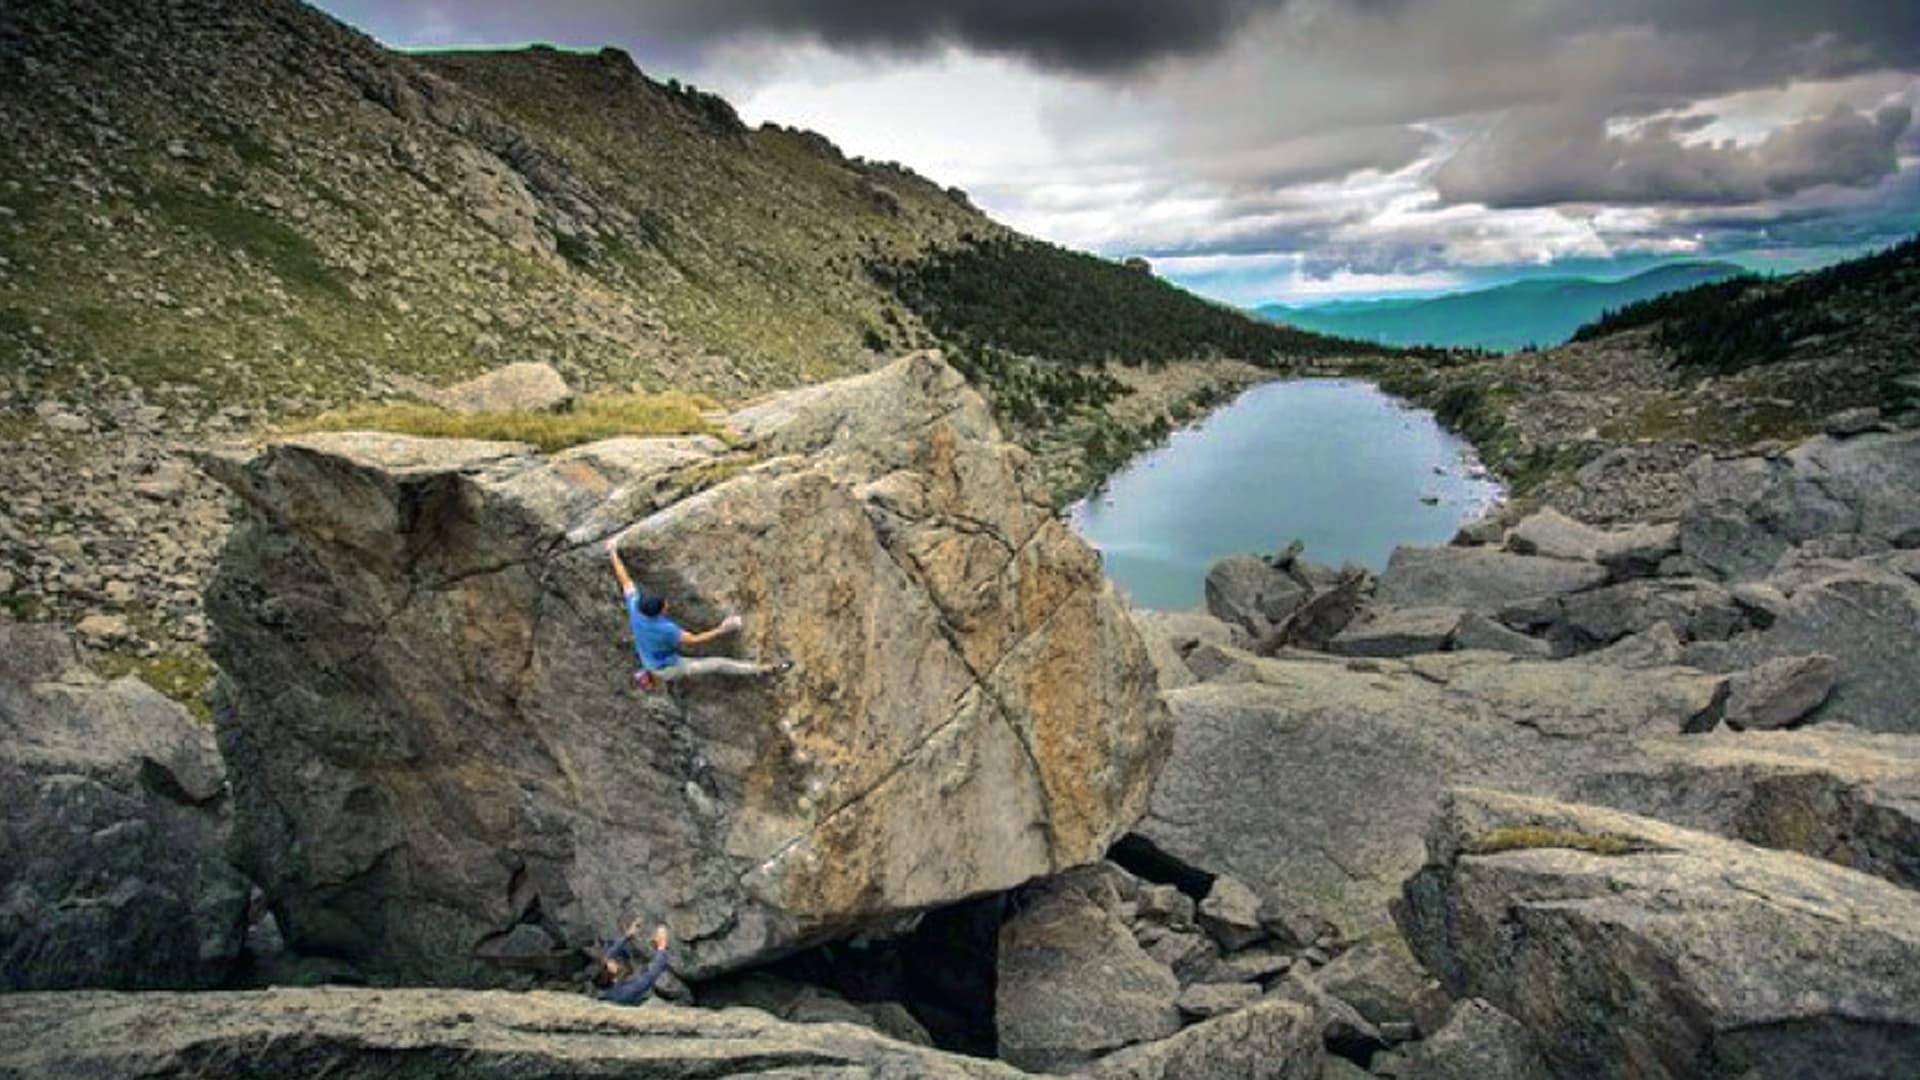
[1068,378,1504,610]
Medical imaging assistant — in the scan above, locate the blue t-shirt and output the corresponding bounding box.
[626,592,684,670]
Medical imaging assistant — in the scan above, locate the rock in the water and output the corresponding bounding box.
[1680,430,1920,582]
[0,624,247,989]
[1404,998,1551,1080]
[996,875,1181,1072]
[1374,547,1607,613]
[1084,1000,1322,1080]
[0,988,1020,1077]
[1397,787,1920,1079]
[1131,657,1724,940]
[200,354,1169,982]
[1574,726,1920,890]
[1723,653,1838,729]
[428,361,573,414]
[1327,606,1463,658]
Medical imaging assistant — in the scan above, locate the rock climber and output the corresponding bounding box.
[606,535,790,687]
[589,919,673,1006]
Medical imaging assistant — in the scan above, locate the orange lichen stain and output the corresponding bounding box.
[1019,586,1108,859]
[553,459,612,495]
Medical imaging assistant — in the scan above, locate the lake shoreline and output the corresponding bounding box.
[1067,376,1505,610]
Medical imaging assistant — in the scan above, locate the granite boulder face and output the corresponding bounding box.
[1678,429,1920,582]
[1398,788,1920,1080]
[0,621,248,990]
[202,353,1170,983]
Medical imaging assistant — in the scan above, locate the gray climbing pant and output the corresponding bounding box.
[656,657,771,681]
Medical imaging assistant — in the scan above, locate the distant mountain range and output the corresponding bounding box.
[1257,262,1746,352]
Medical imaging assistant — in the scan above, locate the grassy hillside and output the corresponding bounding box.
[0,0,1366,435]
[1260,262,1742,353]
[0,0,1001,416]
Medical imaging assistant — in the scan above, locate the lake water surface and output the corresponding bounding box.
[1068,379,1502,610]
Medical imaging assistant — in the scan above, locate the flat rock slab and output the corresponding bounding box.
[1398,788,1920,1080]
[1131,656,1723,939]
[1374,547,1607,613]
[0,988,1022,1078]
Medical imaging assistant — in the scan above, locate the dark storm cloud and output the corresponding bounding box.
[652,0,1276,74]
[1432,104,1913,208]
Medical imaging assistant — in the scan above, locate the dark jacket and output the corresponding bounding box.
[601,935,671,1006]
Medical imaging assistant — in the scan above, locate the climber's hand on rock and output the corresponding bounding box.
[721,614,743,633]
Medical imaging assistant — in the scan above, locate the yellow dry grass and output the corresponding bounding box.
[285,391,720,453]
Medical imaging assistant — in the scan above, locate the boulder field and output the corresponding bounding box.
[1113,417,1920,1077]
[6,365,1920,1077]
[196,352,1170,983]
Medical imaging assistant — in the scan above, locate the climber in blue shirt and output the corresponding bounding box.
[607,535,791,686]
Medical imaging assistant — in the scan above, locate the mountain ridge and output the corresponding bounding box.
[1258,261,1744,352]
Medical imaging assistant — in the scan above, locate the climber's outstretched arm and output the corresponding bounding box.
[606,537,636,597]
[681,614,742,646]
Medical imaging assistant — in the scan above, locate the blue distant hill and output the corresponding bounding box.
[1256,262,1745,352]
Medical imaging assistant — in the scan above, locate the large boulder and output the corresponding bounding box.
[427,361,573,414]
[201,354,1170,982]
[1573,726,1920,890]
[1398,788,1920,1080]
[1373,547,1607,613]
[0,988,1022,1078]
[0,621,248,990]
[996,874,1182,1072]
[1679,430,1920,582]
[1129,654,1725,939]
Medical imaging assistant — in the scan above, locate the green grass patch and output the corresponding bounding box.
[1469,826,1653,857]
[285,391,720,452]
[146,185,349,300]
[98,650,217,725]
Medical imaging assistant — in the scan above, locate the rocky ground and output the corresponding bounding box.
[9,352,1920,1078]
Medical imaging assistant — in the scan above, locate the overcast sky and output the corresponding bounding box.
[314,0,1920,304]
